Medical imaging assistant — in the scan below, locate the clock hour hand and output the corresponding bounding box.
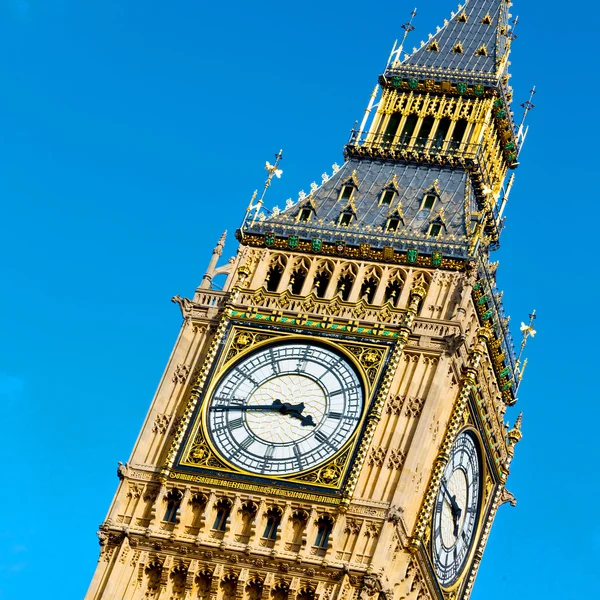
[272,400,316,427]
[441,479,462,531]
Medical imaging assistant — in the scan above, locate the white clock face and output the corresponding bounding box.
[206,341,364,476]
[432,431,481,587]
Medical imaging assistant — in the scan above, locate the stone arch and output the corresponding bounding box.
[195,569,213,600]
[289,509,309,551]
[336,263,358,301]
[144,559,163,597]
[163,488,183,523]
[169,564,188,597]
[313,260,334,298]
[384,269,406,306]
[237,500,258,541]
[219,574,238,600]
[246,577,264,600]
[271,581,289,600]
[265,254,287,292]
[360,266,383,304]
[289,256,311,295]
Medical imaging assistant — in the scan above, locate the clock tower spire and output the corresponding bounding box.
[87,2,534,599]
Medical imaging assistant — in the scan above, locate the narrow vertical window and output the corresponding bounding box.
[422,194,437,211]
[339,212,353,227]
[339,186,354,202]
[163,490,183,523]
[380,189,396,206]
[263,507,282,540]
[429,223,442,237]
[212,499,231,531]
[299,208,312,222]
[314,516,333,548]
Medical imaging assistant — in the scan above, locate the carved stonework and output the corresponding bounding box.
[172,364,190,384]
[387,448,406,470]
[385,394,405,415]
[405,396,425,418]
[152,413,171,435]
[367,446,387,467]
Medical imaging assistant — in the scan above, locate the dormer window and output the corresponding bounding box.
[299,208,312,222]
[387,218,400,232]
[427,40,439,52]
[339,185,354,202]
[481,14,492,25]
[339,212,353,227]
[380,189,396,206]
[421,194,437,211]
[475,45,488,56]
[452,42,464,54]
[429,223,442,237]
[456,13,468,22]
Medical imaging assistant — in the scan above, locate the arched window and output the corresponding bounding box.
[297,588,316,600]
[245,579,264,600]
[263,507,282,540]
[196,570,213,600]
[289,268,307,295]
[384,280,403,306]
[272,582,289,600]
[163,489,183,523]
[313,262,333,298]
[212,498,232,531]
[336,273,354,301]
[266,256,286,292]
[314,516,334,548]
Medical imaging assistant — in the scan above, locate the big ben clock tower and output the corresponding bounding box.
[86,1,534,599]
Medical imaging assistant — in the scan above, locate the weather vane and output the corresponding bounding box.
[516,310,537,383]
[246,150,283,225]
[386,8,417,68]
[398,9,417,58]
[507,15,519,41]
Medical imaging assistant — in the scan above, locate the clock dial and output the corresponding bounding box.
[432,431,481,587]
[206,342,364,476]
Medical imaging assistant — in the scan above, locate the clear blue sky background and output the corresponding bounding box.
[0,1,596,598]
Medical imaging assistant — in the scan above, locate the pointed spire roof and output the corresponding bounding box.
[386,0,513,86]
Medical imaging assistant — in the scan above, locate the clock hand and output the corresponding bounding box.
[275,400,316,427]
[441,479,462,526]
[211,400,316,427]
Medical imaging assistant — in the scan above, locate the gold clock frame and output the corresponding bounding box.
[174,323,393,493]
[428,424,489,595]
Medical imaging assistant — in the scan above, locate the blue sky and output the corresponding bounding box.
[0,1,596,598]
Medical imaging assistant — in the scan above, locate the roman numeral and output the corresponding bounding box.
[315,431,335,449]
[229,417,243,429]
[232,436,253,458]
[293,445,303,470]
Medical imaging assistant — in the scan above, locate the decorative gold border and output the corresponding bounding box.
[429,424,492,595]
[176,325,392,491]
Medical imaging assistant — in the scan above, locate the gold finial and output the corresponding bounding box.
[508,412,523,445]
[246,150,283,225]
[515,310,536,386]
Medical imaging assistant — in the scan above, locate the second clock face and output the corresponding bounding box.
[432,430,482,587]
[206,341,364,476]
